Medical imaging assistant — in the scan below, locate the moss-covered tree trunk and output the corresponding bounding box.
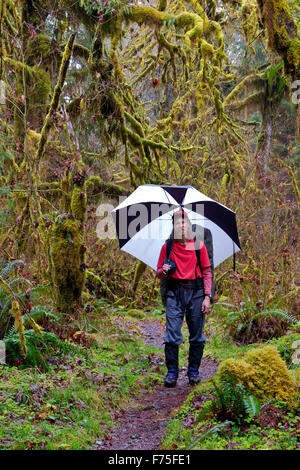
[257,0,300,140]
[49,160,87,315]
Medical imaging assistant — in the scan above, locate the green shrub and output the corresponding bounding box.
[217,345,297,405]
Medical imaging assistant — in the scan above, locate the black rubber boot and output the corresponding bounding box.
[188,343,204,385]
[164,343,179,387]
[164,369,178,388]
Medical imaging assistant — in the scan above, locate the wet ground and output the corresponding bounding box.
[94,319,218,450]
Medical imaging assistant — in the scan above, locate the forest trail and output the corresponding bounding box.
[94,319,218,450]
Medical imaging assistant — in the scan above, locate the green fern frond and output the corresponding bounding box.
[22,306,59,327]
[254,309,297,324]
[188,421,232,450]
[210,378,261,423]
[243,394,261,416]
[28,282,52,299]
[4,329,92,370]
[0,259,24,279]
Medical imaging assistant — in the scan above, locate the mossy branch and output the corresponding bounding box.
[226,91,265,111]
[86,270,118,301]
[71,43,90,61]
[127,6,220,54]
[33,33,76,164]
[224,74,264,107]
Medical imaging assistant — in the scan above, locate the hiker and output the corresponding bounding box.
[156,210,212,387]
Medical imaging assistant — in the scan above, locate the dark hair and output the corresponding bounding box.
[169,211,193,240]
[172,210,190,224]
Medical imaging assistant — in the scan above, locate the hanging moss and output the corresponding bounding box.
[30,66,51,104]
[10,300,27,358]
[5,57,51,144]
[22,0,48,26]
[221,172,230,187]
[85,175,102,193]
[34,32,76,163]
[61,176,71,212]
[133,261,147,292]
[25,34,52,66]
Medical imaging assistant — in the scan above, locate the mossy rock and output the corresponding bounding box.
[126,309,146,319]
[217,345,297,405]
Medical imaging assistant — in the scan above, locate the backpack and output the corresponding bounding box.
[160,226,215,307]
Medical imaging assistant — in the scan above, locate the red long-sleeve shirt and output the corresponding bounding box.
[156,239,212,295]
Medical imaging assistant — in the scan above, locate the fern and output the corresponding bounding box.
[254,309,297,325]
[188,421,232,450]
[4,329,91,371]
[0,256,56,346]
[210,379,262,423]
[232,383,249,417]
[28,282,52,299]
[0,259,24,279]
[22,305,60,326]
[243,394,261,417]
[214,298,297,344]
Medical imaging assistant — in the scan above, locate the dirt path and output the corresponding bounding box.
[94,319,218,451]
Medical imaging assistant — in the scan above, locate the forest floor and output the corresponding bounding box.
[1,301,298,451]
[94,319,218,450]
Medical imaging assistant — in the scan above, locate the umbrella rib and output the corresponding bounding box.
[163,188,176,206]
[162,188,179,217]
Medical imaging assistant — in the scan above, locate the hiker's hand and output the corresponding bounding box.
[202,296,210,314]
[162,264,172,276]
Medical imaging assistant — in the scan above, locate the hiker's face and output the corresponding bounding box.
[173,218,191,240]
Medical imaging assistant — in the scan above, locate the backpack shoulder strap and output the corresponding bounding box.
[194,237,201,268]
[193,237,202,280]
[166,238,174,262]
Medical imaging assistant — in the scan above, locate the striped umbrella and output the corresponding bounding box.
[111,184,240,270]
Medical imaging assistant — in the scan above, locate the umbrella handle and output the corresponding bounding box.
[166,238,174,265]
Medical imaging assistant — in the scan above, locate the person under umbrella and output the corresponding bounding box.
[111,184,240,272]
[156,210,212,387]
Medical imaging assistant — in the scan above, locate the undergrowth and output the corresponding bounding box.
[1,275,299,451]
[0,299,164,450]
[161,312,300,451]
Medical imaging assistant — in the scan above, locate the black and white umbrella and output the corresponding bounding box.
[111,184,240,270]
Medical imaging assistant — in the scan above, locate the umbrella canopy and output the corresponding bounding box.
[111,184,241,270]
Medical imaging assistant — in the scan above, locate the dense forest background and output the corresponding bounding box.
[0,0,299,451]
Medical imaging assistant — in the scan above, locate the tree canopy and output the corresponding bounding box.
[0,0,299,321]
